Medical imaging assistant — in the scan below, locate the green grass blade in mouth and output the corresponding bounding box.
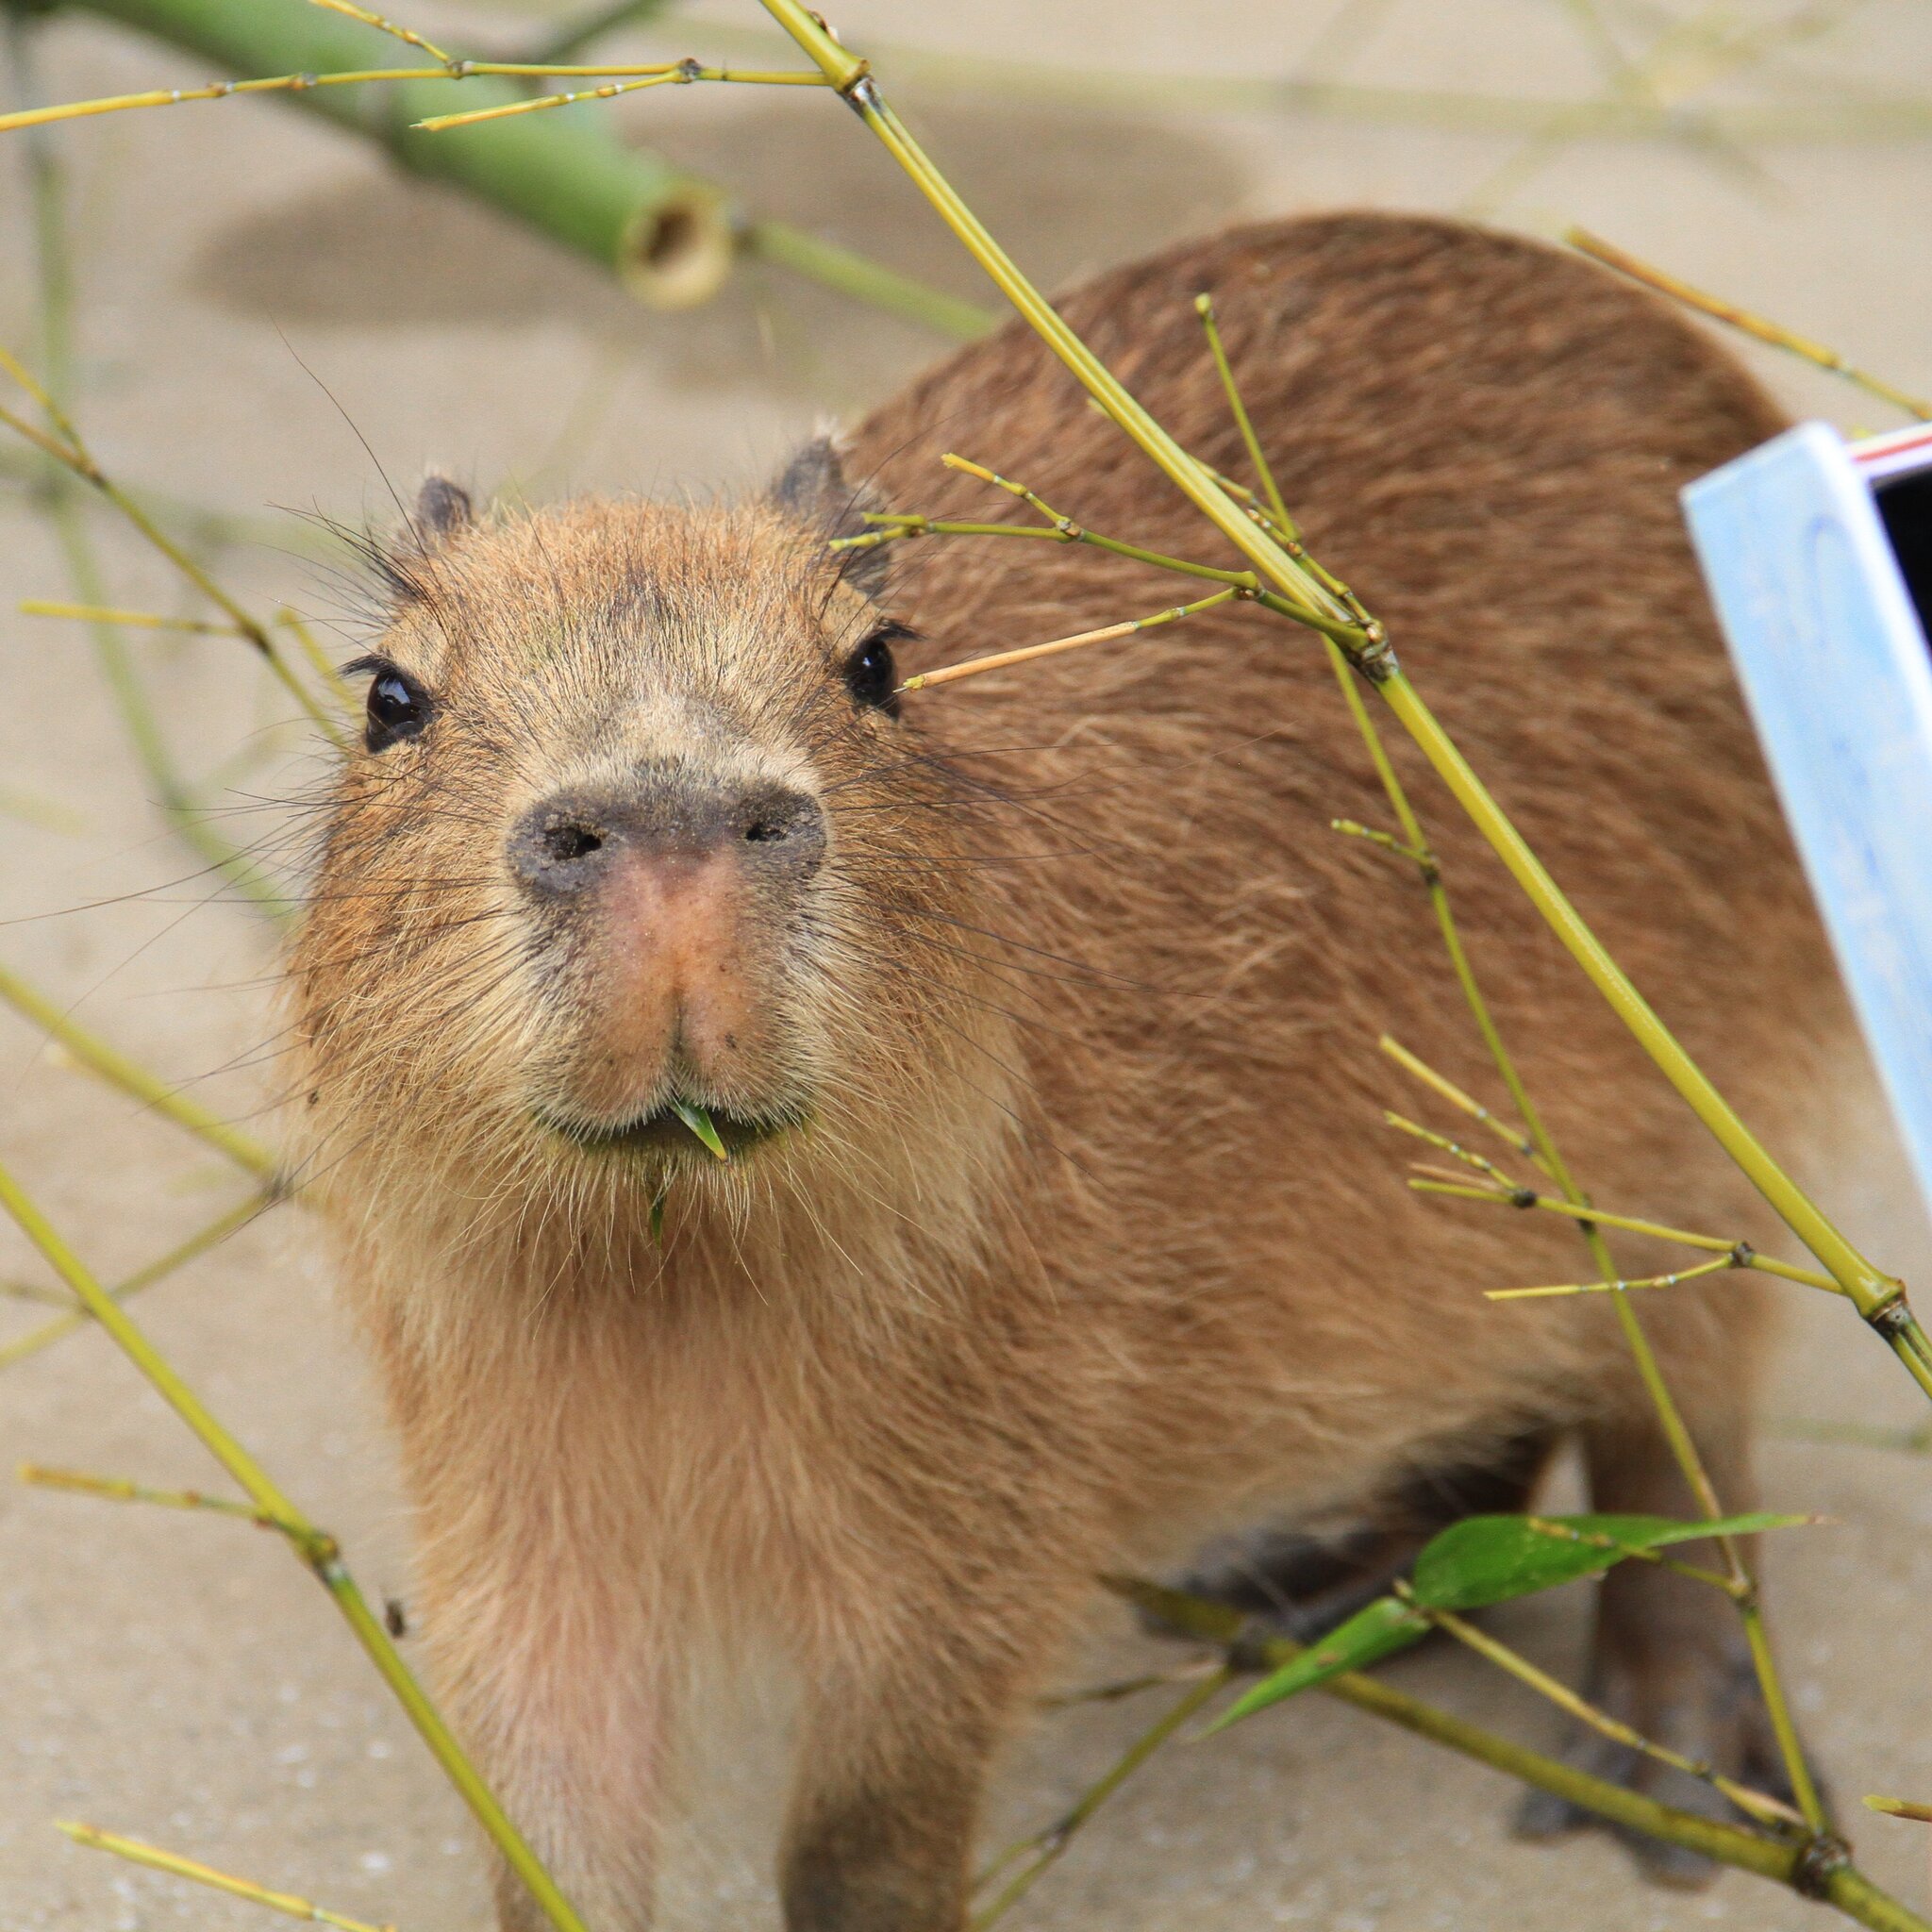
[670,1100,729,1161]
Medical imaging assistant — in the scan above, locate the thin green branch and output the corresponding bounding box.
[657,19,1932,142]
[902,587,1242,691]
[4,32,305,917]
[0,1161,588,1932]
[1406,1175,1842,1293]
[1324,630,1825,1826]
[1378,1034,1540,1165]
[1487,1253,1741,1301]
[41,0,990,336]
[972,1666,1234,1928]
[0,1191,275,1374]
[21,1462,298,1531]
[0,360,343,745]
[1195,292,1295,536]
[58,1822,396,1932]
[0,959,282,1184]
[1773,1415,1932,1455]
[1403,1585,1804,1829]
[1113,1578,1921,1931]
[1569,228,1932,423]
[1208,195,1827,1814]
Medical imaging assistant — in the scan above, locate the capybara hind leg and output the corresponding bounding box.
[1167,1428,1555,1641]
[1513,1409,1808,1887]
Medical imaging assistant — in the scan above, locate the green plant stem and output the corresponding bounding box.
[0,1190,273,1373]
[0,959,282,1183]
[276,608,359,713]
[22,1462,293,1526]
[1376,670,1932,1394]
[1118,1579,1922,1932]
[56,0,987,336]
[758,0,1363,652]
[852,510,1263,592]
[1196,293,1295,536]
[58,1822,395,1932]
[753,0,1922,1389]
[0,443,342,554]
[1410,1591,1800,1828]
[1335,644,1824,1828]
[1407,1180,1842,1292]
[971,1667,1234,1928]
[685,17,1932,142]
[1333,645,1825,1830]
[1568,227,1932,424]
[0,1160,589,1932]
[1265,253,1822,1821]
[1774,1415,1932,1454]
[49,504,295,917]
[7,24,298,917]
[737,219,994,338]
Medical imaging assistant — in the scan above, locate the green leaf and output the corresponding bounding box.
[1411,1510,1812,1612]
[670,1100,729,1161]
[1202,1595,1427,1735]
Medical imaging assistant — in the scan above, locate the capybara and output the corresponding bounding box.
[291,212,1839,1929]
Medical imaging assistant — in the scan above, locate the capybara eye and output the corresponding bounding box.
[356,662,433,752]
[844,625,911,716]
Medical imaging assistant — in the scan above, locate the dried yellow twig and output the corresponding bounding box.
[21,1462,297,1531]
[0,959,281,1184]
[0,1163,586,1932]
[306,0,450,65]
[1398,1585,1806,1830]
[58,1821,397,1932]
[902,588,1241,691]
[0,1191,275,1374]
[1569,227,1932,423]
[1407,1177,1844,1294]
[1487,1253,1740,1301]
[1382,1109,1522,1193]
[1867,1797,1932,1824]
[21,598,249,635]
[1378,1034,1538,1166]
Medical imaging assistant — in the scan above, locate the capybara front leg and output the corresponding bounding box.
[780,1670,1006,1932]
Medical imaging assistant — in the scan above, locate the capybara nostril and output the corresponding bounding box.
[508,796,616,897]
[735,784,824,866]
[508,775,824,896]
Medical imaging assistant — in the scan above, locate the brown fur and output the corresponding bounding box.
[290,213,1844,1928]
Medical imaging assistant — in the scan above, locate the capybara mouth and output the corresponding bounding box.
[535,1098,804,1163]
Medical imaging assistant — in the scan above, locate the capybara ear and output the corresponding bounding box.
[770,434,890,595]
[414,472,475,546]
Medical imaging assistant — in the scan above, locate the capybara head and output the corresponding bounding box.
[291,446,1016,1278]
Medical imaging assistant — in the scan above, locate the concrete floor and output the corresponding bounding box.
[3,2,1932,1927]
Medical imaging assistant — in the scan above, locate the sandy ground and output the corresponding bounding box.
[4,2,1932,1927]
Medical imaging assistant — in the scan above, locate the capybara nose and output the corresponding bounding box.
[508,770,824,898]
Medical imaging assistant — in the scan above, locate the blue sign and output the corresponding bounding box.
[1683,420,1932,1213]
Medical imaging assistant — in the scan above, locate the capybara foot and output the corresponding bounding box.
[1513,1642,1818,1889]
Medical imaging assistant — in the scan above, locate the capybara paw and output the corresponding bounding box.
[1512,1647,1820,1890]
